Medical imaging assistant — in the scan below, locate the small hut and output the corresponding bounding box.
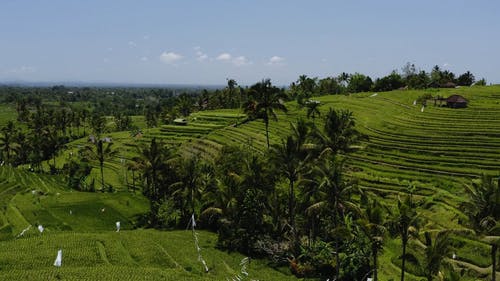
[446,94,468,108]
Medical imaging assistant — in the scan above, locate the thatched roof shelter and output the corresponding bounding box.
[446,94,468,108]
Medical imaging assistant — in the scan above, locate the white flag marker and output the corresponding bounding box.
[116,221,121,232]
[54,249,62,267]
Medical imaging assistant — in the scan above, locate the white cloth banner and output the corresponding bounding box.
[54,250,62,267]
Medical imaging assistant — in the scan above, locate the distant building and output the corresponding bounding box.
[446,94,468,108]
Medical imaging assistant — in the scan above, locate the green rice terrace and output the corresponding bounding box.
[1,85,500,280]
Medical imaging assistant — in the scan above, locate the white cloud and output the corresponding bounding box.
[194,47,208,61]
[107,47,113,52]
[143,35,149,40]
[197,54,208,61]
[216,53,232,61]
[160,51,183,64]
[443,62,450,67]
[232,56,251,66]
[128,41,137,47]
[216,52,251,66]
[5,65,36,74]
[267,56,285,65]
[140,56,149,61]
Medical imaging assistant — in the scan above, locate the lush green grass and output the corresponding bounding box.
[6,85,500,279]
[0,166,148,238]
[0,229,295,280]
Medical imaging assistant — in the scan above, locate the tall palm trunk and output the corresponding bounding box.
[492,244,498,281]
[265,120,270,149]
[289,178,297,251]
[401,236,408,281]
[100,162,105,189]
[333,200,340,281]
[373,245,378,281]
[131,170,135,191]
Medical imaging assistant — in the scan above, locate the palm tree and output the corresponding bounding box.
[171,155,205,219]
[201,170,241,223]
[422,231,453,281]
[176,93,194,117]
[295,75,317,105]
[135,138,174,200]
[461,175,500,281]
[307,157,361,280]
[244,79,288,149]
[82,137,117,190]
[270,133,310,250]
[0,121,19,164]
[305,100,321,125]
[126,159,141,192]
[226,78,238,108]
[387,192,420,281]
[358,196,387,281]
[314,108,362,157]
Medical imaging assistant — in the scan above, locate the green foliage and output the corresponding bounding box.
[64,159,93,191]
[373,71,405,92]
[295,240,335,278]
[244,78,288,148]
[422,231,453,281]
[347,73,373,93]
[457,71,475,86]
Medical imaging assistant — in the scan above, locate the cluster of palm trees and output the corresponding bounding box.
[126,99,498,280]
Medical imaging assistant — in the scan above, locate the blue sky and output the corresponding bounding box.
[1,0,499,85]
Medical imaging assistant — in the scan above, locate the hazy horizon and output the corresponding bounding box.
[1,0,499,85]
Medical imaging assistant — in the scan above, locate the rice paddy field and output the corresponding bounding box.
[1,85,500,280]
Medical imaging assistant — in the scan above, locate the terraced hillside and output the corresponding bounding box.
[0,166,149,240]
[176,85,500,280]
[40,85,499,279]
[0,230,293,280]
[0,165,295,280]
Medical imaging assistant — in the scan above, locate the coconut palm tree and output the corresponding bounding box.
[0,121,20,164]
[305,99,321,125]
[270,132,311,250]
[314,108,362,157]
[226,78,238,108]
[244,79,288,149]
[82,137,117,190]
[295,75,317,106]
[387,192,421,281]
[171,155,205,219]
[135,137,175,200]
[126,159,141,192]
[358,196,387,281]
[422,231,453,281]
[461,175,500,281]
[306,157,361,280]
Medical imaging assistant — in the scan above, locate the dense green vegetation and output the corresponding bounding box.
[0,77,499,280]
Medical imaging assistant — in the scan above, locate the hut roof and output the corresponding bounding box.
[446,94,468,103]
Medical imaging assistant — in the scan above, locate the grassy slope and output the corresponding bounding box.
[0,166,295,280]
[177,86,500,280]
[3,86,500,280]
[0,230,293,280]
